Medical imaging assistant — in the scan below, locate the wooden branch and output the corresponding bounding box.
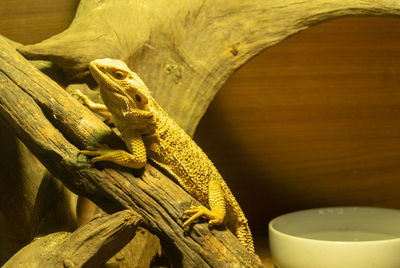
[106,227,162,268]
[31,171,78,237]
[0,123,45,265]
[0,36,262,267]
[17,0,400,135]
[0,38,85,264]
[3,210,142,268]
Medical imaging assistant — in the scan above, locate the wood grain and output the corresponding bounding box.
[0,2,79,263]
[0,36,262,267]
[194,17,400,235]
[15,0,400,136]
[3,210,142,268]
[0,0,78,44]
[2,1,400,265]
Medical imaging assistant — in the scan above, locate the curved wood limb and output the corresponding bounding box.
[17,0,400,135]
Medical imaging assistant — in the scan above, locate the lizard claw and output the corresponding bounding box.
[181,205,219,229]
[71,89,84,99]
[79,144,146,169]
[85,144,110,150]
[80,144,109,155]
[180,205,197,220]
[80,144,119,164]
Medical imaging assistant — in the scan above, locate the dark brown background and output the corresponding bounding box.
[2,0,400,236]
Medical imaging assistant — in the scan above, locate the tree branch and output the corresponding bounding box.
[17,0,400,135]
[0,35,262,267]
[3,210,142,268]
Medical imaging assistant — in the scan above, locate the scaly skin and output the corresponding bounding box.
[74,58,255,255]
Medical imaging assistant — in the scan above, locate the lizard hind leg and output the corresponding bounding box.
[182,179,226,228]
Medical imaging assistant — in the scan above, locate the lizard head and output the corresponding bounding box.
[89,58,152,111]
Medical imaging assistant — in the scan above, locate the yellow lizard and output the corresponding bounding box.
[73,58,256,255]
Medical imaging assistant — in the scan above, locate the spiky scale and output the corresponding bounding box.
[76,58,256,255]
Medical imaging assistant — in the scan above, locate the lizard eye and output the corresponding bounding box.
[114,71,126,80]
[135,94,142,102]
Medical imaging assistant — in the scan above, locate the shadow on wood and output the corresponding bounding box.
[0,36,262,267]
[17,0,400,135]
[3,210,142,268]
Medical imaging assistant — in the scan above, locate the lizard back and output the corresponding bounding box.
[143,101,255,253]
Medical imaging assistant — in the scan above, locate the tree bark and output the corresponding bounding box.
[105,227,162,268]
[31,171,78,237]
[5,1,400,266]
[0,36,82,265]
[0,35,262,267]
[17,0,400,135]
[0,121,45,265]
[3,210,142,268]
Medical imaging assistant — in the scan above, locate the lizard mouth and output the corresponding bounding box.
[88,60,149,107]
[89,62,125,95]
[89,62,110,84]
[89,61,106,85]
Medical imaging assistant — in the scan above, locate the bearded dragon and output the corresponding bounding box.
[73,58,255,255]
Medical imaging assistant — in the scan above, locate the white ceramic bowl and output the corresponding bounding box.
[268,207,400,268]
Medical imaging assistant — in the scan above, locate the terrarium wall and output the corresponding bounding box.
[2,0,400,242]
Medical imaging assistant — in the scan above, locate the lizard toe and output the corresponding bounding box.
[80,149,103,156]
[182,206,216,229]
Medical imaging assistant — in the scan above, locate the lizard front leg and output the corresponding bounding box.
[182,179,226,228]
[72,89,112,121]
[73,89,148,168]
[81,132,147,169]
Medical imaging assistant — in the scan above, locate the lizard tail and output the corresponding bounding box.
[236,219,256,255]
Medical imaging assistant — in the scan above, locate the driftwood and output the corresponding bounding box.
[106,227,162,268]
[31,171,78,237]
[18,0,400,136]
[0,36,261,266]
[4,1,400,266]
[76,198,163,267]
[3,210,142,268]
[0,122,45,264]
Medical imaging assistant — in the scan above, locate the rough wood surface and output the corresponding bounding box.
[4,1,400,266]
[0,36,262,267]
[18,0,400,135]
[0,37,81,265]
[31,171,78,237]
[0,124,45,265]
[3,210,141,268]
[106,227,162,268]
[194,17,400,234]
